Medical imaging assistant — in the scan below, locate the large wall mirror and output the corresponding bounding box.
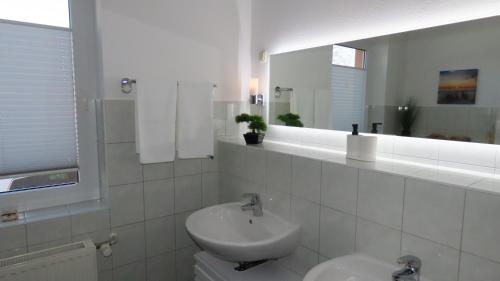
[269,16,500,144]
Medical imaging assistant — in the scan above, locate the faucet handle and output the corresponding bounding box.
[242,193,260,203]
[397,255,421,270]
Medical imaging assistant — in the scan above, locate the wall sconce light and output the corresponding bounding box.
[249,78,264,106]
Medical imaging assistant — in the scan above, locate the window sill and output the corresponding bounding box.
[0,199,109,228]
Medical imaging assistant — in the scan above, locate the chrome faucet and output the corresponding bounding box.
[392,255,421,281]
[241,193,263,217]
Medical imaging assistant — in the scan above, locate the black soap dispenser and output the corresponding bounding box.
[352,123,359,135]
[371,123,383,134]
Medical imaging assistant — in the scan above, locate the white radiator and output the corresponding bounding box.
[0,240,97,281]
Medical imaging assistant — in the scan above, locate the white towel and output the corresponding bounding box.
[176,81,214,159]
[136,77,177,164]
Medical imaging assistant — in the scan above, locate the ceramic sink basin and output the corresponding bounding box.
[185,202,300,262]
[304,254,432,281]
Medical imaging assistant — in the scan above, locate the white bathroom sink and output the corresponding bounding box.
[185,202,300,262]
[304,254,432,281]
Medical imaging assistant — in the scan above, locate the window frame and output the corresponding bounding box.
[0,0,102,212]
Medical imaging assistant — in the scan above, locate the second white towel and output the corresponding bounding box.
[176,81,214,159]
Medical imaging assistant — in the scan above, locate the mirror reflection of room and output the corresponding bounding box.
[269,16,500,144]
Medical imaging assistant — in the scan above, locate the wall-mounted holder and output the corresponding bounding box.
[250,94,264,106]
[274,86,293,98]
[121,78,137,94]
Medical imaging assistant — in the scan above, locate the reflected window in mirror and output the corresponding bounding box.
[332,45,366,69]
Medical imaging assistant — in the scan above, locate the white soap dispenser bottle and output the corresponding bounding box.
[346,124,378,162]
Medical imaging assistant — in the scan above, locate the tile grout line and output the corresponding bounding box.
[400,178,407,257]
[354,168,360,252]
[456,190,468,281]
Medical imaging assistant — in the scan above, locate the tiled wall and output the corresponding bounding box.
[265,125,500,175]
[100,100,220,281]
[218,140,500,281]
[0,99,220,281]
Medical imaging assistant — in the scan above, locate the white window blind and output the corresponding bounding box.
[331,65,367,132]
[0,21,78,177]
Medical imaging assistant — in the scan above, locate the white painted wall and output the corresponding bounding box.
[96,0,251,101]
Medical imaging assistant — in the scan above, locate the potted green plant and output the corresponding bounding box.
[277,113,304,127]
[235,113,267,145]
[399,97,419,137]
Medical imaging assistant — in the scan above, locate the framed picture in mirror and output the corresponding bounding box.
[437,69,478,105]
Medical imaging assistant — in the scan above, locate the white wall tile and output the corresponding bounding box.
[113,260,146,281]
[112,222,146,267]
[403,179,465,248]
[292,156,321,203]
[357,170,404,229]
[321,162,358,215]
[202,173,219,207]
[402,234,460,281]
[202,157,219,173]
[262,189,291,219]
[103,100,135,144]
[0,247,26,259]
[266,151,292,193]
[291,196,320,251]
[280,246,319,277]
[356,218,401,263]
[459,252,500,281]
[244,146,267,185]
[375,134,395,154]
[0,224,26,252]
[174,159,202,177]
[174,175,202,213]
[71,209,110,236]
[393,136,439,160]
[26,216,71,245]
[106,143,143,186]
[147,252,175,281]
[438,160,495,175]
[145,216,175,257]
[109,183,144,227]
[143,162,174,182]
[496,147,500,169]
[219,174,243,203]
[175,211,195,249]
[28,237,72,252]
[219,142,245,177]
[98,270,112,281]
[319,207,356,259]
[144,179,174,219]
[462,190,500,263]
[439,141,497,168]
[240,178,265,195]
[175,246,200,281]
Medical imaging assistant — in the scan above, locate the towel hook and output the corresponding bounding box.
[121,78,137,94]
